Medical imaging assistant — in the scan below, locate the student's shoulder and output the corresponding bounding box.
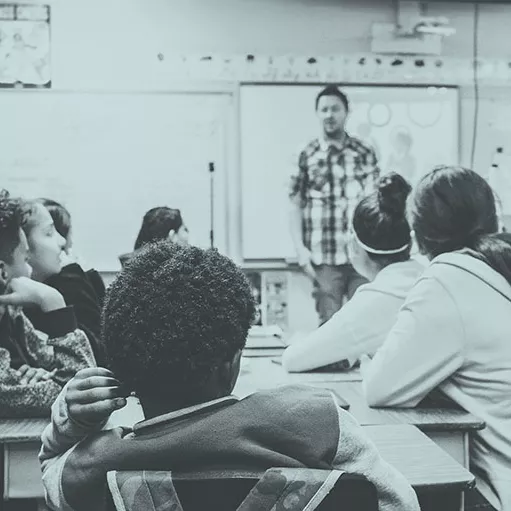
[249,385,339,416]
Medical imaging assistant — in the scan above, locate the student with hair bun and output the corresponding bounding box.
[283,172,424,372]
[363,166,511,511]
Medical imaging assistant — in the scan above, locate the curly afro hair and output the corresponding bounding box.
[103,241,255,399]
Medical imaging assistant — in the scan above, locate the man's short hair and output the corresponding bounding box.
[103,241,255,399]
[0,191,26,263]
[315,85,349,111]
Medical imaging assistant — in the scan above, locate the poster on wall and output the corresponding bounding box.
[240,84,459,260]
[264,272,288,330]
[0,4,51,88]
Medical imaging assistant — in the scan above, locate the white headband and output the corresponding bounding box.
[352,229,410,255]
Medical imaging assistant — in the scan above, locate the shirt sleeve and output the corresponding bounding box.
[39,385,109,511]
[362,148,380,194]
[0,347,63,417]
[282,287,385,372]
[362,276,465,407]
[332,400,420,511]
[21,308,96,386]
[289,150,308,206]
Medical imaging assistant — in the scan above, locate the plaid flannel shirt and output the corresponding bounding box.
[289,135,380,265]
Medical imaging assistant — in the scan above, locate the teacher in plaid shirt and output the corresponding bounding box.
[289,85,380,325]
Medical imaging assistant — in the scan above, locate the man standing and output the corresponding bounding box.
[289,85,380,325]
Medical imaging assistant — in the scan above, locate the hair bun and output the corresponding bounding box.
[377,172,412,217]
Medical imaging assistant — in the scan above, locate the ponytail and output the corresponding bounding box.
[469,233,511,285]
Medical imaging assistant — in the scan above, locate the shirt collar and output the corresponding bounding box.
[318,132,350,152]
[133,395,239,435]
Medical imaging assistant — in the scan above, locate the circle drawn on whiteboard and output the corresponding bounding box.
[406,102,443,128]
[368,103,392,127]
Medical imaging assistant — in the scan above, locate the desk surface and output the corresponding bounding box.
[365,424,474,490]
[0,418,48,443]
[235,357,485,432]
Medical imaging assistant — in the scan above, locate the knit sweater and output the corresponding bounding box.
[0,305,96,417]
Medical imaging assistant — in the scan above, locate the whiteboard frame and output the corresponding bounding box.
[236,81,461,265]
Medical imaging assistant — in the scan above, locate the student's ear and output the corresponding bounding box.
[168,230,177,242]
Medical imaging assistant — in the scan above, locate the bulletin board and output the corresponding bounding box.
[0,90,232,271]
[239,84,459,261]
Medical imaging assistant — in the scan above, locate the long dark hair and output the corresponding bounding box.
[38,198,72,241]
[134,207,183,251]
[411,165,511,284]
[352,172,412,267]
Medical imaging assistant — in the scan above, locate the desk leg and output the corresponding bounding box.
[425,431,469,468]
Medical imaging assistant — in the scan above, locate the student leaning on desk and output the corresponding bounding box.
[362,166,511,511]
[39,241,419,511]
[282,172,423,373]
[0,192,96,418]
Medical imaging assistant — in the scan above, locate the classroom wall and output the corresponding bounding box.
[19,0,511,90]
[18,0,511,332]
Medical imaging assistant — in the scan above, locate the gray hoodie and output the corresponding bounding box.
[363,251,511,511]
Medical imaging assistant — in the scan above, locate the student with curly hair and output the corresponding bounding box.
[23,199,107,365]
[0,192,95,417]
[283,173,423,372]
[40,241,419,511]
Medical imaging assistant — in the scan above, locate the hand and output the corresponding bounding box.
[65,367,130,426]
[0,277,65,312]
[297,247,316,281]
[17,365,57,385]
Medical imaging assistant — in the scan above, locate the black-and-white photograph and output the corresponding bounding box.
[0,2,510,511]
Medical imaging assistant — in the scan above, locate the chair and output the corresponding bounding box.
[107,468,378,511]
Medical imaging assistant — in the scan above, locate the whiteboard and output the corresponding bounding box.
[240,84,459,260]
[0,90,231,271]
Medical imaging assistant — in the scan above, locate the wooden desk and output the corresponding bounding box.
[365,424,474,511]
[235,357,485,469]
[0,418,47,501]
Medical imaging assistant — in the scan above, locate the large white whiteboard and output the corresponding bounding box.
[0,90,231,271]
[240,85,459,260]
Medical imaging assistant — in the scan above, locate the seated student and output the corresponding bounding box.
[22,200,106,366]
[362,166,511,511]
[39,242,419,511]
[40,198,106,302]
[282,173,423,372]
[118,206,189,267]
[0,192,95,418]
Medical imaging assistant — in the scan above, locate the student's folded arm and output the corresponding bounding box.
[282,292,377,372]
[39,385,109,511]
[362,277,465,408]
[0,348,62,417]
[22,307,96,386]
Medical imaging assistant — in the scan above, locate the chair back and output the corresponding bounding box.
[107,468,378,511]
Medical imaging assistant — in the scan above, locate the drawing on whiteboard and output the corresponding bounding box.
[0,4,50,87]
[385,126,418,184]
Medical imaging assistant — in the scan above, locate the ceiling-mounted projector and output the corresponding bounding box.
[396,1,456,37]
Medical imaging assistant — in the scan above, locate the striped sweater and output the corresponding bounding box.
[0,305,96,417]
